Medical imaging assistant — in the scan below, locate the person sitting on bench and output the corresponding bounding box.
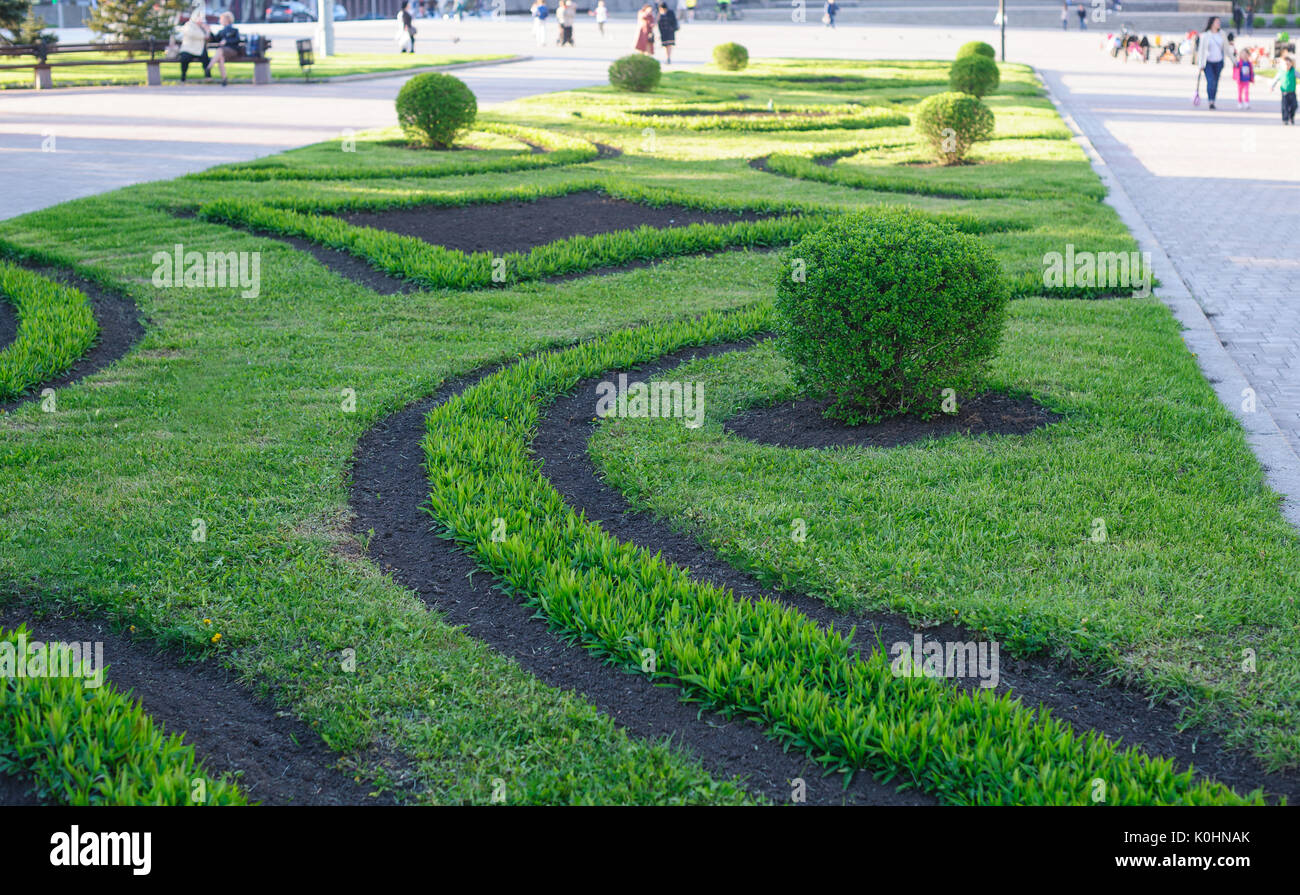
[178,8,212,82]
[207,12,240,86]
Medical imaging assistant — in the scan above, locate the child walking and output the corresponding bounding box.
[1234,50,1255,108]
[1273,55,1297,124]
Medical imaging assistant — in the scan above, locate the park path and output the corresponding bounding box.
[1025,44,1300,522]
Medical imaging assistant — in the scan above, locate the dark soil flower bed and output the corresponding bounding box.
[726,390,1061,450]
[338,191,771,257]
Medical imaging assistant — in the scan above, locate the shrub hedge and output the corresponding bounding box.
[395,72,478,149]
[712,42,749,70]
[609,54,662,92]
[913,91,996,164]
[949,54,1001,97]
[774,211,1009,423]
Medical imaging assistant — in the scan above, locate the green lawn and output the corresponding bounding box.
[0,51,510,89]
[0,57,1292,803]
[588,303,1300,770]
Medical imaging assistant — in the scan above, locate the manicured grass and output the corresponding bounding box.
[0,218,769,803]
[191,124,600,182]
[0,51,510,89]
[421,305,1259,805]
[0,626,247,805]
[588,301,1300,770]
[0,262,98,404]
[0,54,1292,802]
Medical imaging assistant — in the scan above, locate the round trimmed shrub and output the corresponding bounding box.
[913,91,995,164]
[1272,15,1288,26]
[395,73,477,149]
[713,42,749,71]
[948,54,1000,97]
[774,210,1008,424]
[609,53,662,92]
[957,41,996,60]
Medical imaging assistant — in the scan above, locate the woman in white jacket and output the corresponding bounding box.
[177,5,212,83]
[1196,16,1235,109]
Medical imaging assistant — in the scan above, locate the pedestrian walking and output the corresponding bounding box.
[1061,2,1069,31]
[396,2,418,53]
[1232,2,1244,33]
[1234,48,1255,108]
[531,0,549,47]
[657,1,677,63]
[1196,16,1234,109]
[593,0,608,37]
[634,3,655,54]
[1246,4,1255,34]
[824,0,837,28]
[1273,55,1297,124]
[558,0,576,46]
[685,0,696,22]
[1076,2,1086,30]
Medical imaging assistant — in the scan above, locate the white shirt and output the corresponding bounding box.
[1203,31,1226,63]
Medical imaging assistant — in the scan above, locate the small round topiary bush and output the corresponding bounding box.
[913,91,995,164]
[1272,15,1289,27]
[609,53,662,92]
[775,210,1008,424]
[395,73,477,149]
[957,40,996,60]
[948,54,1000,97]
[713,42,749,71]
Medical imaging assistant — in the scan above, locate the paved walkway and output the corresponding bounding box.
[1025,46,1300,523]
[3,19,1298,519]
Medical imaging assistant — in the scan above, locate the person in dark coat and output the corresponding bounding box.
[656,2,677,64]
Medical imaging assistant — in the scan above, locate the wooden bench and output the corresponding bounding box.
[0,37,272,89]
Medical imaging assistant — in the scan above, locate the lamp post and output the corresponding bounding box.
[315,0,336,56]
[1000,0,1006,61]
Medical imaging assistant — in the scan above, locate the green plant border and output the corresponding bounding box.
[764,151,1106,202]
[0,625,247,805]
[419,307,1262,806]
[0,262,98,405]
[581,101,909,132]
[188,123,602,183]
[196,181,1022,292]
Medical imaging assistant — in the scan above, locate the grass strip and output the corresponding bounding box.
[0,262,98,404]
[767,151,1106,202]
[420,307,1262,806]
[0,626,247,805]
[200,199,822,291]
[189,124,600,182]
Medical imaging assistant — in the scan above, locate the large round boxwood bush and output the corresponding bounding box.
[948,54,1000,97]
[395,73,477,148]
[956,40,996,60]
[713,42,749,71]
[775,211,1008,424]
[913,91,995,164]
[609,53,662,92]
